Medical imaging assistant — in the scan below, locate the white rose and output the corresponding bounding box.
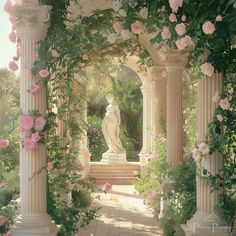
[112,1,122,12]
[119,9,127,17]
[192,148,201,162]
[121,29,132,40]
[216,114,223,122]
[198,142,209,155]
[139,7,148,19]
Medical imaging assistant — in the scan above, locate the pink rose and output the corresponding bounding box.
[215,15,223,22]
[216,114,223,122]
[39,69,49,78]
[8,61,18,71]
[219,98,230,110]
[169,13,177,22]
[113,22,122,33]
[0,215,6,226]
[202,21,215,35]
[200,62,214,77]
[20,115,34,130]
[47,162,54,171]
[4,0,13,12]
[9,31,17,43]
[0,139,9,148]
[198,142,209,155]
[131,21,145,34]
[102,183,112,192]
[22,137,37,150]
[161,27,171,40]
[169,0,183,13]
[34,116,46,131]
[28,82,40,94]
[31,133,41,143]
[51,49,60,58]
[175,23,186,36]
[175,35,192,50]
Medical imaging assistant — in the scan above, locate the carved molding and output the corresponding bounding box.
[151,65,168,80]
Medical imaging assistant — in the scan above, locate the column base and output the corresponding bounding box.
[12,214,59,236]
[181,211,228,236]
[101,152,127,164]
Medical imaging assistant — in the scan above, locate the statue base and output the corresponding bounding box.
[101,152,127,164]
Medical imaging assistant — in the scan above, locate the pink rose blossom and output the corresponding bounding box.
[4,0,13,12]
[20,115,34,130]
[216,114,223,122]
[47,162,54,171]
[161,27,171,39]
[31,133,41,143]
[0,139,9,148]
[34,116,46,131]
[198,142,209,155]
[8,61,18,71]
[219,98,230,110]
[28,82,40,94]
[175,23,186,36]
[169,13,177,22]
[39,69,49,78]
[202,21,215,35]
[0,215,6,226]
[22,138,37,150]
[113,22,122,33]
[169,0,183,13]
[200,62,214,77]
[51,49,60,58]
[102,183,112,192]
[175,35,192,50]
[216,15,223,22]
[9,31,17,43]
[131,21,145,34]
[212,92,220,103]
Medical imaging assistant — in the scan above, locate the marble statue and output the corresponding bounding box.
[101,93,127,163]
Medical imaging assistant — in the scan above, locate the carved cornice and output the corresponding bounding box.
[7,3,51,34]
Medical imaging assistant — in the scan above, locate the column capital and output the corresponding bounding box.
[7,3,51,36]
[159,46,187,69]
[151,65,168,80]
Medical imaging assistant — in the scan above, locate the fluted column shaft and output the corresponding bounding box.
[166,66,184,165]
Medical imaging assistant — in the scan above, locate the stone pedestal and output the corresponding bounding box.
[8,2,57,235]
[182,73,228,236]
[101,152,127,164]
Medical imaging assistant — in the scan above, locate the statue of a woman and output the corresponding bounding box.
[101,93,125,155]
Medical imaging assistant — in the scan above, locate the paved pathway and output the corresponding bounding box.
[77,185,162,236]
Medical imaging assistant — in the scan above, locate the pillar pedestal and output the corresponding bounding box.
[182,73,227,236]
[8,2,57,235]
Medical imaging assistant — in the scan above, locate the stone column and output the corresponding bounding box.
[164,50,185,166]
[8,2,57,235]
[182,73,227,236]
[139,71,156,165]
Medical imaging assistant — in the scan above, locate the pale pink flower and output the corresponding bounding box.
[161,27,171,39]
[131,21,145,34]
[51,49,60,58]
[25,69,33,78]
[34,116,46,131]
[102,183,112,192]
[175,23,186,36]
[175,35,192,50]
[198,142,209,155]
[121,29,132,40]
[47,162,54,171]
[20,115,34,130]
[16,47,21,57]
[139,7,148,19]
[113,22,122,33]
[39,69,49,78]
[169,0,183,13]
[8,61,18,71]
[182,15,186,21]
[31,133,41,143]
[216,114,223,122]
[212,92,220,103]
[0,215,6,226]
[192,148,201,162]
[5,232,13,236]
[119,9,126,17]
[200,62,214,77]
[215,15,223,22]
[4,0,13,12]
[22,137,37,150]
[0,139,9,148]
[202,21,215,35]
[219,98,230,110]
[169,13,177,22]
[9,31,17,43]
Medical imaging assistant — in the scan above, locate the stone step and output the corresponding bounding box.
[93,177,137,185]
[89,171,135,177]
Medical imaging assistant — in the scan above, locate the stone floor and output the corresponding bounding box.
[77,185,162,236]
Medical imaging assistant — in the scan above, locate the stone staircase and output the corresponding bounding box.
[89,162,141,185]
